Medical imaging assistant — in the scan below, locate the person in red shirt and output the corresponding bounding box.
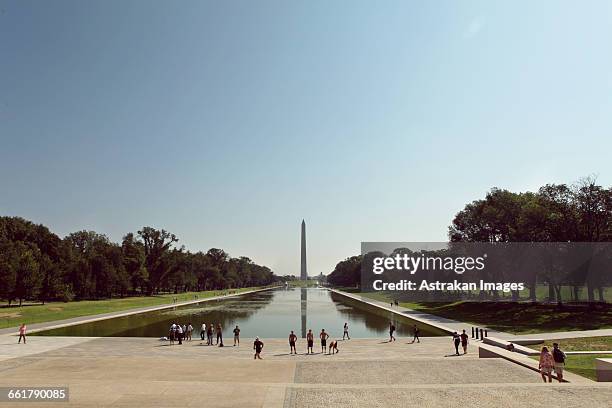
[18,323,27,344]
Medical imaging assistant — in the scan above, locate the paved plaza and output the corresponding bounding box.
[1,336,611,407]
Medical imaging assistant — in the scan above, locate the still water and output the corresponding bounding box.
[35,288,446,338]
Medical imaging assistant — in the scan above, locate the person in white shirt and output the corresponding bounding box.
[177,325,184,345]
[169,323,177,345]
[200,323,206,341]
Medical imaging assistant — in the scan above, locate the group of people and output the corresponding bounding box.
[388,322,422,344]
[163,321,478,360]
[168,322,194,345]
[451,330,470,355]
[301,328,339,355]
[169,323,242,347]
[538,343,567,382]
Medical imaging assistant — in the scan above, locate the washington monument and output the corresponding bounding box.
[300,219,307,279]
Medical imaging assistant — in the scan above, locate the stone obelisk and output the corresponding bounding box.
[300,220,307,280]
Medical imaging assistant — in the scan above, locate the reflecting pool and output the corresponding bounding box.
[35,288,447,338]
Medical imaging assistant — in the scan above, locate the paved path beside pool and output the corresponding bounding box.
[0,337,610,408]
[0,287,274,337]
[329,289,510,337]
[331,289,612,341]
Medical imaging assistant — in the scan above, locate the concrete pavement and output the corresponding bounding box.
[1,337,611,407]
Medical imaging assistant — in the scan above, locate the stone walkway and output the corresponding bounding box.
[0,337,610,407]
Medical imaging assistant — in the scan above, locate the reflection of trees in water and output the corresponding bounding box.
[38,291,276,338]
[329,292,443,336]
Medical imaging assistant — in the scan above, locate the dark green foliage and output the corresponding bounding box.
[0,217,276,303]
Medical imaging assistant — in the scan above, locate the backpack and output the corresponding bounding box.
[552,348,565,363]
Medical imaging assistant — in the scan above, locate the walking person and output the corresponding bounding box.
[460,329,469,354]
[17,323,27,344]
[343,323,350,340]
[253,337,264,360]
[289,331,297,355]
[389,322,396,342]
[216,323,223,346]
[539,346,554,383]
[200,323,206,341]
[306,329,314,354]
[320,329,329,353]
[552,343,567,382]
[233,325,240,346]
[452,331,461,355]
[411,324,420,343]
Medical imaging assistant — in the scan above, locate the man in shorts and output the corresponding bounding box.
[233,325,240,346]
[306,329,314,354]
[320,329,329,353]
[328,340,339,355]
[552,342,567,382]
[253,337,264,360]
[289,331,297,355]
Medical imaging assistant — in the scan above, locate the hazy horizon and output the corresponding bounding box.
[1,1,611,275]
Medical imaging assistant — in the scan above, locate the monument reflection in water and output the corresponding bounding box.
[301,288,307,338]
[35,288,446,338]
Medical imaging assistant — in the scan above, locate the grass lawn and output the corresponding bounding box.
[530,353,612,381]
[357,291,612,335]
[525,336,612,352]
[0,287,262,329]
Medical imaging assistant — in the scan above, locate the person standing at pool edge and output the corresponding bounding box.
[207,323,214,345]
[253,337,264,359]
[307,329,314,354]
[177,324,183,345]
[289,331,297,355]
[18,323,26,344]
[200,323,206,341]
[233,325,240,346]
[320,329,329,353]
[389,322,396,342]
[343,322,350,340]
[187,323,193,341]
[216,323,223,346]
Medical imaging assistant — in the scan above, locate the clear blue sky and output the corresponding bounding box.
[1,0,611,276]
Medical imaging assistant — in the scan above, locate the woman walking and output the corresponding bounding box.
[538,346,554,383]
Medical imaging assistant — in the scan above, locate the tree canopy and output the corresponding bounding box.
[0,217,277,305]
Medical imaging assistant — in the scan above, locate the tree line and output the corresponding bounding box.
[327,177,612,302]
[0,217,277,305]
